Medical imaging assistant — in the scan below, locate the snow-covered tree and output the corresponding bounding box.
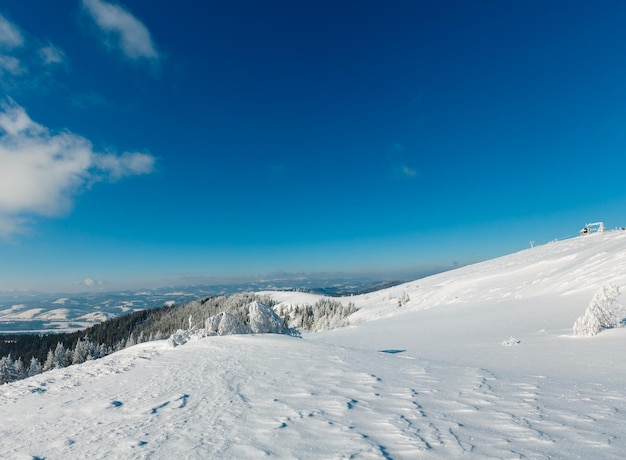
[43,350,55,372]
[573,283,623,336]
[54,342,67,368]
[279,298,356,332]
[13,358,26,380]
[249,301,283,334]
[205,312,248,335]
[28,357,42,377]
[72,339,86,365]
[0,355,13,384]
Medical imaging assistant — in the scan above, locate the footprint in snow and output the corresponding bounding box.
[150,394,189,414]
[151,401,170,414]
[177,394,190,408]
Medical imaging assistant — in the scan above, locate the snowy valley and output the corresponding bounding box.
[1,231,626,459]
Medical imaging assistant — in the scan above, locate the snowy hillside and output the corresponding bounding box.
[2,232,626,458]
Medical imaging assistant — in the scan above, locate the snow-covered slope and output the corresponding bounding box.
[2,232,626,459]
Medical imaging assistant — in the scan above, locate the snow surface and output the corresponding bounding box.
[2,232,626,458]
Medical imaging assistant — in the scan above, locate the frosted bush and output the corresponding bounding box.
[573,283,622,336]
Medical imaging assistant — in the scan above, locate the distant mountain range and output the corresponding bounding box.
[0,275,410,334]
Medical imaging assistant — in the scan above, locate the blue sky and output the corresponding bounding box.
[1,1,626,292]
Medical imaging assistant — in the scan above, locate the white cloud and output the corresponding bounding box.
[94,151,155,180]
[0,54,23,76]
[0,100,155,236]
[0,15,23,50]
[83,278,95,287]
[0,16,68,89]
[82,0,159,60]
[0,15,24,82]
[39,44,66,65]
[82,278,102,288]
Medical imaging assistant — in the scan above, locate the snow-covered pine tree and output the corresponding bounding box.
[13,358,26,380]
[0,355,13,384]
[43,350,55,372]
[72,339,86,365]
[28,357,42,377]
[54,343,67,368]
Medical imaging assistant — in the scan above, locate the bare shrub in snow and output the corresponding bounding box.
[573,283,622,336]
[397,291,410,308]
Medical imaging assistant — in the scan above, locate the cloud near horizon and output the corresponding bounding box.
[81,277,103,288]
[0,100,155,236]
[82,0,160,61]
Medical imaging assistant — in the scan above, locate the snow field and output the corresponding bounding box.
[1,231,626,458]
[2,333,625,459]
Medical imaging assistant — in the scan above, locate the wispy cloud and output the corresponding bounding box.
[388,143,419,179]
[0,15,23,50]
[82,0,159,61]
[0,100,155,236]
[0,15,25,82]
[39,43,66,65]
[0,15,68,91]
[401,166,417,177]
[0,55,23,76]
